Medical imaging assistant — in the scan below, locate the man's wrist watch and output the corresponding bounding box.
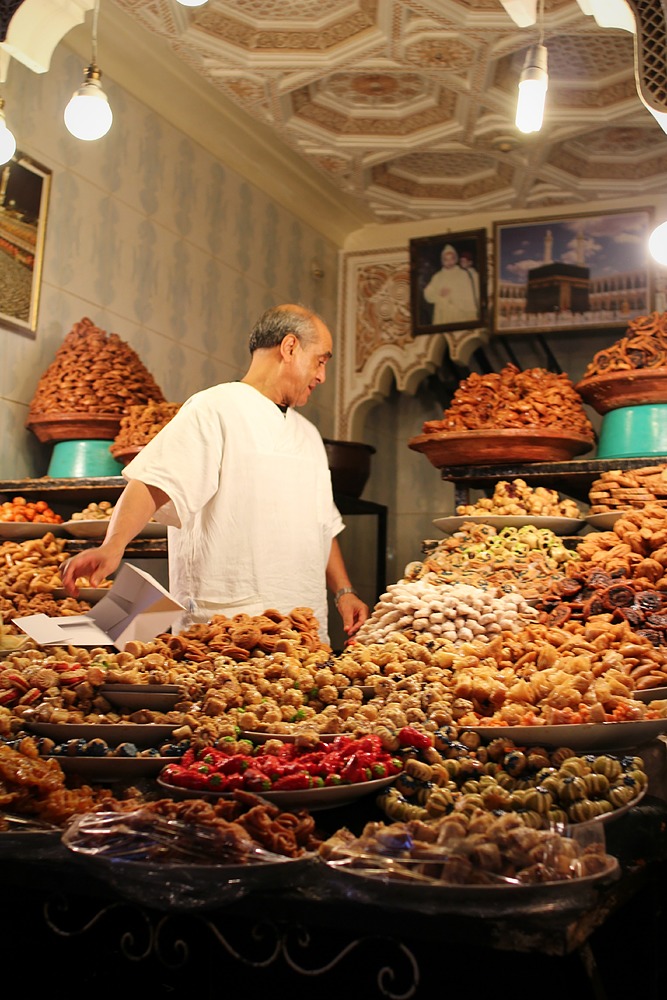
[334,586,357,607]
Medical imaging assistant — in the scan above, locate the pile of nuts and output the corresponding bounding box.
[70,501,115,521]
[110,401,181,458]
[27,317,165,420]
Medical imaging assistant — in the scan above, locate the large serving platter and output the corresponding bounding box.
[433,515,584,536]
[45,755,170,779]
[461,718,667,750]
[24,721,177,747]
[156,774,396,810]
[575,367,667,414]
[408,428,593,469]
[586,512,624,530]
[0,521,64,540]
[632,686,667,703]
[320,854,620,912]
[99,683,182,711]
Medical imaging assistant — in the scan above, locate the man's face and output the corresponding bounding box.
[288,318,333,407]
[442,250,457,268]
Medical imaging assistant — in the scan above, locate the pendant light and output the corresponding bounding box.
[648,222,667,266]
[0,99,16,165]
[175,0,208,6]
[64,0,112,141]
[515,0,548,135]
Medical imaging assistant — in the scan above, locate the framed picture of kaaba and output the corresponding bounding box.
[493,208,653,336]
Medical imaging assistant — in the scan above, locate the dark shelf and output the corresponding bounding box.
[0,477,165,557]
[0,476,126,505]
[437,456,667,504]
[63,537,166,558]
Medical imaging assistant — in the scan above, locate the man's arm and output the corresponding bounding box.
[326,537,369,637]
[60,479,170,595]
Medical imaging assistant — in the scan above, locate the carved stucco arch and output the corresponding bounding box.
[336,246,488,440]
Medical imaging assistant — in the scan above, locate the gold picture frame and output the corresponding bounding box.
[0,152,51,337]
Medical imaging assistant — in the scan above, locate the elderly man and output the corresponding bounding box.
[61,304,369,644]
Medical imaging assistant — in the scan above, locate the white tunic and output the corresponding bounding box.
[123,382,343,641]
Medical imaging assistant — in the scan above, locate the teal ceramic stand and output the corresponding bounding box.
[48,440,123,477]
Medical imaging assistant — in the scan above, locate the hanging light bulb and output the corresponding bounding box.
[649,222,667,266]
[515,0,548,135]
[175,0,208,6]
[0,99,16,165]
[64,64,112,140]
[64,0,112,141]
[515,43,548,133]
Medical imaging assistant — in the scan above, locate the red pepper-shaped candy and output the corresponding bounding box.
[397,726,433,751]
[272,772,313,790]
[218,754,253,775]
[242,767,273,792]
[340,754,371,784]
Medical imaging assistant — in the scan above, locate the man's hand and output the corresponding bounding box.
[60,545,123,596]
[336,591,369,637]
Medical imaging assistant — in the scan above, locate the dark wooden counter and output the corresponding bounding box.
[1,796,665,1000]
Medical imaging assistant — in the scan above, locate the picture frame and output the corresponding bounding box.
[409,228,488,336]
[493,208,653,336]
[0,152,52,337]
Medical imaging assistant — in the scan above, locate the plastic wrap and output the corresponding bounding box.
[317,817,620,917]
[62,810,315,911]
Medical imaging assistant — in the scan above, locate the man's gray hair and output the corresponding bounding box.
[249,305,321,353]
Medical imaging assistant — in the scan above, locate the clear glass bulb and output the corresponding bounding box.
[0,122,16,165]
[64,72,113,141]
[649,222,667,267]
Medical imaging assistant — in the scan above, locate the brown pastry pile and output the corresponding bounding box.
[0,739,115,827]
[0,534,93,621]
[27,317,165,420]
[94,791,322,859]
[421,364,594,441]
[110,401,181,458]
[580,311,667,378]
[589,465,667,514]
[124,606,329,665]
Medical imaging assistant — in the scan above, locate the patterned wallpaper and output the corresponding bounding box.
[0,45,339,479]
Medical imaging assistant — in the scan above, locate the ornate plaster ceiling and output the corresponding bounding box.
[106,0,664,226]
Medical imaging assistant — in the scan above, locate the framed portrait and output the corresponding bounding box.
[0,152,51,337]
[493,208,653,336]
[409,228,488,336]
